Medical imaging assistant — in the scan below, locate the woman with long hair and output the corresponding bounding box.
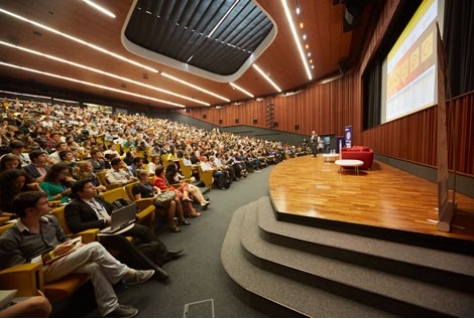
[165,162,210,209]
[133,170,188,233]
[154,166,201,218]
[0,169,31,218]
[40,163,75,203]
[72,161,106,193]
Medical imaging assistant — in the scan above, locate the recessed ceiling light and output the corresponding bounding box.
[0,61,184,107]
[0,8,157,73]
[296,7,300,15]
[83,0,116,18]
[253,64,282,92]
[282,0,312,81]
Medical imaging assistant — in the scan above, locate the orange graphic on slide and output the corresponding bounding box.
[410,47,420,73]
[421,31,434,63]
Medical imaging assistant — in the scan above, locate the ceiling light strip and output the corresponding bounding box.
[230,82,254,98]
[0,8,157,73]
[281,0,312,81]
[0,41,209,106]
[0,62,184,108]
[252,64,282,92]
[161,72,230,102]
[83,0,116,18]
[208,0,240,37]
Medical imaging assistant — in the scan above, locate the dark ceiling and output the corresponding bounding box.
[125,0,274,76]
[0,0,377,110]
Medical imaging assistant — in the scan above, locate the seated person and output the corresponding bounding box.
[0,169,40,220]
[200,156,229,190]
[154,166,201,218]
[0,154,22,172]
[128,157,144,177]
[72,161,107,193]
[40,163,74,204]
[133,170,188,233]
[0,191,155,318]
[65,179,183,278]
[88,149,107,172]
[6,140,30,167]
[0,294,51,318]
[22,150,50,183]
[105,158,137,186]
[165,162,210,209]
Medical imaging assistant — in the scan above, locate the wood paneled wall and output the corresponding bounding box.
[178,0,474,177]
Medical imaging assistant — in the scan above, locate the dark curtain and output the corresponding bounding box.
[362,57,382,130]
[444,1,474,97]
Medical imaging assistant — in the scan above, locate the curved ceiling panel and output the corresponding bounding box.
[122,0,276,82]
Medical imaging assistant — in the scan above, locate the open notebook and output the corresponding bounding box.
[0,290,17,309]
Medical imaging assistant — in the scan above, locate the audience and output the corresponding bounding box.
[40,163,74,204]
[0,99,297,316]
[133,170,188,232]
[0,191,155,317]
[154,166,201,218]
[22,150,50,183]
[106,158,137,186]
[165,162,210,209]
[73,160,107,193]
[65,179,182,281]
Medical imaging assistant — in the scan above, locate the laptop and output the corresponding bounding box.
[100,203,137,234]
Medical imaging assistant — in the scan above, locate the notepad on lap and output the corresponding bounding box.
[0,290,17,308]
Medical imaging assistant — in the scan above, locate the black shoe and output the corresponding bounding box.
[154,267,169,282]
[106,304,138,318]
[162,249,184,264]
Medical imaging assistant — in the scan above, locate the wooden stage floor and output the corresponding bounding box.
[268,156,474,242]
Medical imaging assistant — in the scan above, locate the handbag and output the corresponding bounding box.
[154,191,176,207]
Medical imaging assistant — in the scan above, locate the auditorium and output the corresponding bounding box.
[0,0,473,317]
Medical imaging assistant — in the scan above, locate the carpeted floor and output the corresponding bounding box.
[55,166,274,318]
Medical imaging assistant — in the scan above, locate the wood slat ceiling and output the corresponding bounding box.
[0,0,376,110]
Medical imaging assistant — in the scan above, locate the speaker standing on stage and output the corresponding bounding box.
[310,131,319,157]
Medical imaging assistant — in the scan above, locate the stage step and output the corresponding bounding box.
[221,204,394,318]
[222,197,474,317]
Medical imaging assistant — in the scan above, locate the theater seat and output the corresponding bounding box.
[101,187,155,231]
[96,171,122,190]
[0,222,90,299]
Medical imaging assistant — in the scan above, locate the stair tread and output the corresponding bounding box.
[240,199,474,317]
[258,197,474,277]
[222,205,395,318]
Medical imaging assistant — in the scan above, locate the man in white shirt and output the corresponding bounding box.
[105,158,137,185]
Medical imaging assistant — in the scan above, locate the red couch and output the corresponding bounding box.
[340,146,374,170]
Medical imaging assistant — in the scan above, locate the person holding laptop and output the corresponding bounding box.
[65,179,183,281]
[0,191,154,318]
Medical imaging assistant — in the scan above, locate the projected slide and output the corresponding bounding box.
[385,0,438,123]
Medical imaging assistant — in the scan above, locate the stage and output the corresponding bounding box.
[268,155,474,243]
